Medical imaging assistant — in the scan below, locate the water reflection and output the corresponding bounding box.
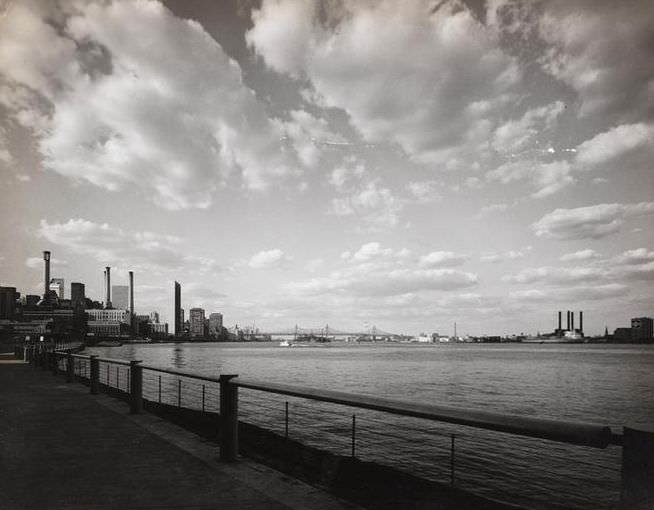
[172,342,186,368]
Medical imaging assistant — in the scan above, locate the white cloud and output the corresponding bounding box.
[576,123,654,169]
[37,218,217,273]
[492,101,565,154]
[328,159,404,229]
[487,159,574,198]
[406,180,441,203]
[480,253,502,263]
[538,0,654,120]
[248,249,290,269]
[615,248,654,266]
[276,109,344,168]
[350,242,392,262]
[248,0,519,163]
[532,202,654,240]
[0,127,12,165]
[0,1,296,209]
[419,251,468,268]
[560,249,599,262]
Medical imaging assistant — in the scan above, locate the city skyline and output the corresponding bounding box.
[1,0,653,336]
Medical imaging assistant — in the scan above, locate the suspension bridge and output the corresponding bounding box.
[239,325,401,340]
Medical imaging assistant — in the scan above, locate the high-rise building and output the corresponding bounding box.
[189,307,205,337]
[112,285,129,310]
[149,311,160,324]
[0,287,17,320]
[174,281,181,336]
[632,317,653,341]
[50,278,64,299]
[71,283,85,309]
[208,313,223,336]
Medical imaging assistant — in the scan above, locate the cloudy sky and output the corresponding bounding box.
[0,0,652,336]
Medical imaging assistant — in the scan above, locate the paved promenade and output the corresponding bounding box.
[0,362,360,510]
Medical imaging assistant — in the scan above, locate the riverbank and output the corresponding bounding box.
[0,362,359,510]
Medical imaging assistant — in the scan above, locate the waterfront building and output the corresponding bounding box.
[0,286,17,320]
[189,308,205,337]
[25,295,40,307]
[49,278,64,299]
[208,313,223,336]
[70,283,85,309]
[86,308,129,337]
[613,327,632,342]
[631,317,653,341]
[112,285,129,310]
[151,323,168,336]
[174,281,181,336]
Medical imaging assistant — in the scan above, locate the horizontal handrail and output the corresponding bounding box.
[140,364,222,383]
[234,377,617,448]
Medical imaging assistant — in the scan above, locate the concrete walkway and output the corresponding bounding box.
[0,363,361,510]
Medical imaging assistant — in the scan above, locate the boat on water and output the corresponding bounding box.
[279,340,293,347]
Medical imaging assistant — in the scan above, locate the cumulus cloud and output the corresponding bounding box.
[509,284,629,302]
[0,1,295,209]
[476,203,510,219]
[576,123,654,170]
[328,158,404,229]
[538,0,654,120]
[247,0,520,163]
[276,109,344,168]
[492,101,565,154]
[286,242,477,298]
[487,159,574,198]
[406,180,441,203]
[37,218,217,273]
[419,251,468,268]
[560,249,599,262]
[248,249,291,269]
[532,202,654,240]
[503,266,610,285]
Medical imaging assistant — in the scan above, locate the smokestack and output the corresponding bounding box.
[567,310,571,331]
[129,271,134,316]
[43,251,51,297]
[571,311,575,332]
[579,311,583,335]
[105,266,111,308]
[558,311,562,331]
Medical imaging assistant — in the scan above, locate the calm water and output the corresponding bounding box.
[86,342,654,509]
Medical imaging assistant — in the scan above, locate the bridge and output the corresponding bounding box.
[239,325,402,339]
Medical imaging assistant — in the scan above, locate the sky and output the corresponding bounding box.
[0,0,653,337]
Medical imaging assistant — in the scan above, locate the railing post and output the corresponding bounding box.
[129,361,143,414]
[66,351,74,383]
[220,374,238,462]
[89,356,100,395]
[41,349,48,370]
[620,427,654,509]
[351,414,356,458]
[450,433,456,487]
[51,351,59,375]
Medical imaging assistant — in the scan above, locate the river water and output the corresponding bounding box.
[85,342,654,509]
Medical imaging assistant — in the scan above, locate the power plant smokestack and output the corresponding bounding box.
[579,311,583,335]
[105,266,111,308]
[571,311,575,332]
[43,251,51,297]
[129,271,134,316]
[567,310,571,331]
[558,311,562,331]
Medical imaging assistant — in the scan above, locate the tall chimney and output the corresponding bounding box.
[43,251,51,297]
[567,310,571,331]
[558,311,562,331]
[571,311,575,332]
[579,311,583,335]
[129,271,134,316]
[105,266,111,308]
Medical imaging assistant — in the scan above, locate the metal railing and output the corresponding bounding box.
[31,347,654,510]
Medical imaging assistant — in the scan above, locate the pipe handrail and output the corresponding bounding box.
[234,377,618,449]
[140,363,222,383]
